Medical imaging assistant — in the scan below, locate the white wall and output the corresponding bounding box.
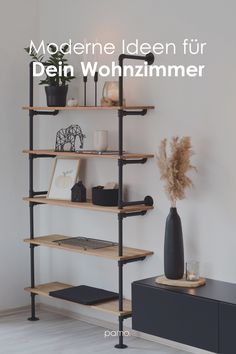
[0,0,39,310]
[25,0,236,324]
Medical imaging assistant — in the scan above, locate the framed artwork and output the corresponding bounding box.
[47,157,81,200]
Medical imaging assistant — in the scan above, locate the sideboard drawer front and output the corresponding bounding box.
[219,303,236,354]
[132,283,218,352]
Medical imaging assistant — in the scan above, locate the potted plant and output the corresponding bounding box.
[156,137,196,279]
[25,44,75,106]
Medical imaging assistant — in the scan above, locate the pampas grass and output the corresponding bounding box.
[156,137,196,207]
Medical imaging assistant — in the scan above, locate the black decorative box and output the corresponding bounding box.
[92,186,118,206]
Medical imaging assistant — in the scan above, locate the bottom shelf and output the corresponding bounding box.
[25,282,132,316]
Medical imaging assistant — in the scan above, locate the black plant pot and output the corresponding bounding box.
[164,207,184,279]
[45,85,68,107]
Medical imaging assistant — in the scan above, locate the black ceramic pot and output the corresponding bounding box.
[45,85,68,107]
[164,207,184,279]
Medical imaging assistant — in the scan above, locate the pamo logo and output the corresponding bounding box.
[104,330,130,338]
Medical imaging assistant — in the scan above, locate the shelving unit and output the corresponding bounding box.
[23,52,155,349]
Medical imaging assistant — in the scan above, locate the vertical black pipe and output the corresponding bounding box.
[115,55,126,349]
[118,317,124,347]
[118,214,123,257]
[118,55,124,209]
[118,214,123,311]
[94,72,98,106]
[118,261,123,312]
[29,62,34,195]
[118,158,123,209]
[118,56,123,107]
[114,317,127,349]
[28,62,39,321]
[115,216,128,348]
[83,76,87,106]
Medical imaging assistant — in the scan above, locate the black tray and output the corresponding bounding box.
[53,237,117,250]
[49,285,119,305]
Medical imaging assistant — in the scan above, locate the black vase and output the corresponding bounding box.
[164,207,184,279]
[45,85,68,107]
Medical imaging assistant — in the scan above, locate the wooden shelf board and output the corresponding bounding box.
[24,234,154,261]
[22,105,154,111]
[23,149,154,160]
[23,196,154,214]
[24,282,131,316]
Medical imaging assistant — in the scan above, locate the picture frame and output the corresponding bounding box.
[47,157,81,200]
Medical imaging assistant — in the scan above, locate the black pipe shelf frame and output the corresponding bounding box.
[24,53,155,349]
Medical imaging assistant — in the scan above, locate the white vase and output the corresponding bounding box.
[93,130,108,151]
[103,81,119,102]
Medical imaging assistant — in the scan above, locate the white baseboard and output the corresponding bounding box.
[40,303,214,354]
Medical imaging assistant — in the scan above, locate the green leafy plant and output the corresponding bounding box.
[24,44,75,86]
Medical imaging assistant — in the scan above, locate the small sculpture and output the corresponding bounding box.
[55,124,86,151]
[71,181,86,202]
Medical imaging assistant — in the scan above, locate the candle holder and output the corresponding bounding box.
[83,75,87,106]
[94,72,98,106]
[186,261,200,281]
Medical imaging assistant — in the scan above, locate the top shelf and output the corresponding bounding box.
[22,105,155,111]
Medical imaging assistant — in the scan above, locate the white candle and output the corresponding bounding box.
[188,273,196,281]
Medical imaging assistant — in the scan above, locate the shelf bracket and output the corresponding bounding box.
[122,109,147,116]
[29,243,39,249]
[121,196,154,208]
[31,154,56,159]
[32,191,48,196]
[29,201,41,207]
[32,110,59,116]
[121,210,147,218]
[120,158,147,165]
[119,313,132,320]
[119,257,146,265]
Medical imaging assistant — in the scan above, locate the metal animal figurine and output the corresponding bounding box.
[55,124,86,152]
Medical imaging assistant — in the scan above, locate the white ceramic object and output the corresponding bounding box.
[67,98,78,107]
[103,81,119,102]
[93,130,108,151]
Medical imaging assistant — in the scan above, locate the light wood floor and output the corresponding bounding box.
[0,309,190,354]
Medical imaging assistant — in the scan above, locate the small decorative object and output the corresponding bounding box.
[157,137,196,280]
[47,157,80,200]
[83,75,87,106]
[71,181,87,202]
[101,81,119,106]
[53,237,117,250]
[25,44,75,107]
[93,130,108,151]
[92,185,118,206]
[55,125,86,152]
[186,261,200,281]
[67,98,78,107]
[94,72,98,106]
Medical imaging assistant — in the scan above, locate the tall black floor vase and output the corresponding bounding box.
[164,207,184,279]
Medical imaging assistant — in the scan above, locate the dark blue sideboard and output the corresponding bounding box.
[132,276,236,353]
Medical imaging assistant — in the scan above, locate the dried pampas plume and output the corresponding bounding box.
[156,137,196,207]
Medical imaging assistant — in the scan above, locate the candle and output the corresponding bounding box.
[188,272,197,281]
[186,261,200,281]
